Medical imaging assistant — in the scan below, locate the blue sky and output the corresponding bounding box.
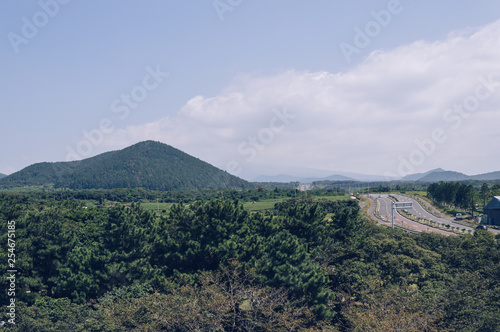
[1,0,500,180]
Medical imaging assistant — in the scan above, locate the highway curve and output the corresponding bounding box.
[365,194,456,236]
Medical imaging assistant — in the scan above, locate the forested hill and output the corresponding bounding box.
[0,141,254,190]
[0,173,6,179]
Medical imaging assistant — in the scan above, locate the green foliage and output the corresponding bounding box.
[1,186,306,206]
[480,183,492,207]
[427,181,477,215]
[0,194,342,320]
[0,191,499,331]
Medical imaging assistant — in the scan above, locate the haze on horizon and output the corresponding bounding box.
[2,1,500,180]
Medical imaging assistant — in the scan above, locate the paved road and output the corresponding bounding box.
[366,194,456,236]
[390,194,475,233]
[393,193,500,235]
[366,194,500,235]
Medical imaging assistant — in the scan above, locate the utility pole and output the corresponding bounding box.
[392,202,395,228]
[392,202,413,229]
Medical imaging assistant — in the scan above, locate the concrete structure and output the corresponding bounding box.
[484,196,500,226]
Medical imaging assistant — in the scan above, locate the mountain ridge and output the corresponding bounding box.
[416,170,500,182]
[254,168,500,183]
[253,174,354,183]
[472,171,500,181]
[400,168,445,181]
[417,170,470,182]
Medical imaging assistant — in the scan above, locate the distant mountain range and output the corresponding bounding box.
[254,168,500,183]
[253,172,399,183]
[253,174,355,183]
[398,168,500,182]
[0,173,6,179]
[400,168,446,181]
[416,170,500,182]
[0,141,253,190]
[416,170,470,182]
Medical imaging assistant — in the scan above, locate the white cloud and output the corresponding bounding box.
[103,20,500,179]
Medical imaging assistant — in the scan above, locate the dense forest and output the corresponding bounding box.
[0,191,499,331]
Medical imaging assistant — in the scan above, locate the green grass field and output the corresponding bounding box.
[405,190,428,197]
[242,195,352,211]
[242,199,285,211]
[319,195,352,201]
[101,194,353,213]
[140,202,174,211]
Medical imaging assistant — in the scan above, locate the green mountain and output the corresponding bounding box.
[418,170,470,182]
[0,141,254,190]
[400,168,445,181]
[0,173,6,179]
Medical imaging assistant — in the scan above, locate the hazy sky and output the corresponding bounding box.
[2,0,500,180]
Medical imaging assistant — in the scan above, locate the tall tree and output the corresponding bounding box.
[479,183,491,208]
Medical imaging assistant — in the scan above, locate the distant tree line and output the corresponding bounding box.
[428,181,500,216]
[19,187,346,205]
[427,182,476,215]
